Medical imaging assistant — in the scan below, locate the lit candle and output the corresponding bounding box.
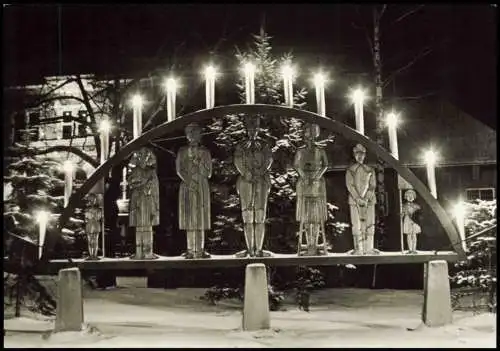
[165,77,177,122]
[351,88,366,135]
[99,119,111,165]
[121,167,127,200]
[131,94,143,139]
[244,62,256,105]
[36,210,50,259]
[424,149,438,198]
[314,72,326,116]
[386,111,400,159]
[452,200,467,251]
[281,64,295,108]
[63,160,74,208]
[204,65,217,109]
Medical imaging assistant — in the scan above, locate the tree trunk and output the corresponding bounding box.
[372,6,387,287]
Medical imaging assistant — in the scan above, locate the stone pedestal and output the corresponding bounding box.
[55,268,84,332]
[422,260,452,327]
[243,263,270,331]
[116,276,148,288]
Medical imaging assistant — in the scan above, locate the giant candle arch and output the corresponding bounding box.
[46,104,466,260]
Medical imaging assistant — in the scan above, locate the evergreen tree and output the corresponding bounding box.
[204,30,346,310]
[450,199,496,312]
[3,127,85,316]
[207,30,345,255]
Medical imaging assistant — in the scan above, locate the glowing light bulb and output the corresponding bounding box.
[386,111,400,128]
[99,120,111,133]
[131,94,143,108]
[204,65,217,80]
[424,149,438,166]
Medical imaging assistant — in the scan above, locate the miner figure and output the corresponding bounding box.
[234,115,273,257]
[128,147,160,259]
[176,123,212,259]
[346,143,379,255]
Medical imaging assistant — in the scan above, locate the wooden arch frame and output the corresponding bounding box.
[45,104,466,260]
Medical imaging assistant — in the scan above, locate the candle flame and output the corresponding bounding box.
[351,88,367,104]
[452,200,467,220]
[204,65,217,80]
[63,160,74,173]
[243,62,256,75]
[313,72,327,87]
[281,64,295,79]
[99,119,111,133]
[424,149,438,165]
[35,210,50,224]
[386,111,400,128]
[131,94,143,108]
[164,77,178,92]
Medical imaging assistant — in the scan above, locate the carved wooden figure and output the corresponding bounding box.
[176,123,212,259]
[346,143,379,255]
[294,123,329,256]
[234,116,273,257]
[84,193,103,260]
[402,189,421,254]
[128,147,160,259]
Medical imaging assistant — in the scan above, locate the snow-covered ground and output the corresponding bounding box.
[4,284,497,348]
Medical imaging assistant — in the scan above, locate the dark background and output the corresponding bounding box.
[3,4,497,129]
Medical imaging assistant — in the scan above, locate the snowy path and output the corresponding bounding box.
[4,288,496,348]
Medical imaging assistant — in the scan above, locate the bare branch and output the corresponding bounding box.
[75,75,101,158]
[379,4,387,20]
[392,5,425,25]
[383,46,433,88]
[30,95,86,108]
[143,95,167,130]
[32,145,99,168]
[147,142,176,157]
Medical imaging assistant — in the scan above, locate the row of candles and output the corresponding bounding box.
[35,62,466,258]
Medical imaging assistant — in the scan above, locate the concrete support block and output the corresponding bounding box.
[116,276,148,288]
[55,268,84,332]
[422,260,452,327]
[242,263,270,331]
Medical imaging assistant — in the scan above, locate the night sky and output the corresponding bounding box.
[3,4,497,129]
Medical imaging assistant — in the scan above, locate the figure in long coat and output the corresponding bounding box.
[294,123,329,256]
[85,193,102,260]
[176,123,212,259]
[234,116,273,257]
[128,147,160,259]
[345,144,378,255]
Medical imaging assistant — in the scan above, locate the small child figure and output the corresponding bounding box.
[402,189,421,254]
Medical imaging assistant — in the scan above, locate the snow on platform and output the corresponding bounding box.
[27,251,460,274]
[4,287,496,348]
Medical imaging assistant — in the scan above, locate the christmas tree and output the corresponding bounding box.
[203,30,346,310]
[4,126,85,316]
[450,199,496,312]
[207,30,345,255]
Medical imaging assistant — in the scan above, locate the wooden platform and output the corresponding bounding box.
[19,251,459,275]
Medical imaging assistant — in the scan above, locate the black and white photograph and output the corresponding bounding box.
[3,4,496,348]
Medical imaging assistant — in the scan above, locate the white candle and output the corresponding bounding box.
[314,73,326,116]
[63,160,74,208]
[424,149,438,198]
[386,112,399,159]
[131,94,143,139]
[122,167,127,200]
[452,200,467,251]
[165,78,177,121]
[36,211,49,259]
[244,62,256,105]
[204,65,216,109]
[352,88,366,135]
[99,119,111,165]
[282,64,294,108]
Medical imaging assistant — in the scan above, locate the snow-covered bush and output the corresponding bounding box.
[450,199,496,312]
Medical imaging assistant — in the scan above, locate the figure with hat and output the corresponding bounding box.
[84,193,102,260]
[176,122,212,259]
[293,123,329,256]
[234,115,273,257]
[401,189,421,254]
[345,143,379,255]
[128,147,160,259]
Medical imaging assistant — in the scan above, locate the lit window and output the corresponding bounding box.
[466,188,495,201]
